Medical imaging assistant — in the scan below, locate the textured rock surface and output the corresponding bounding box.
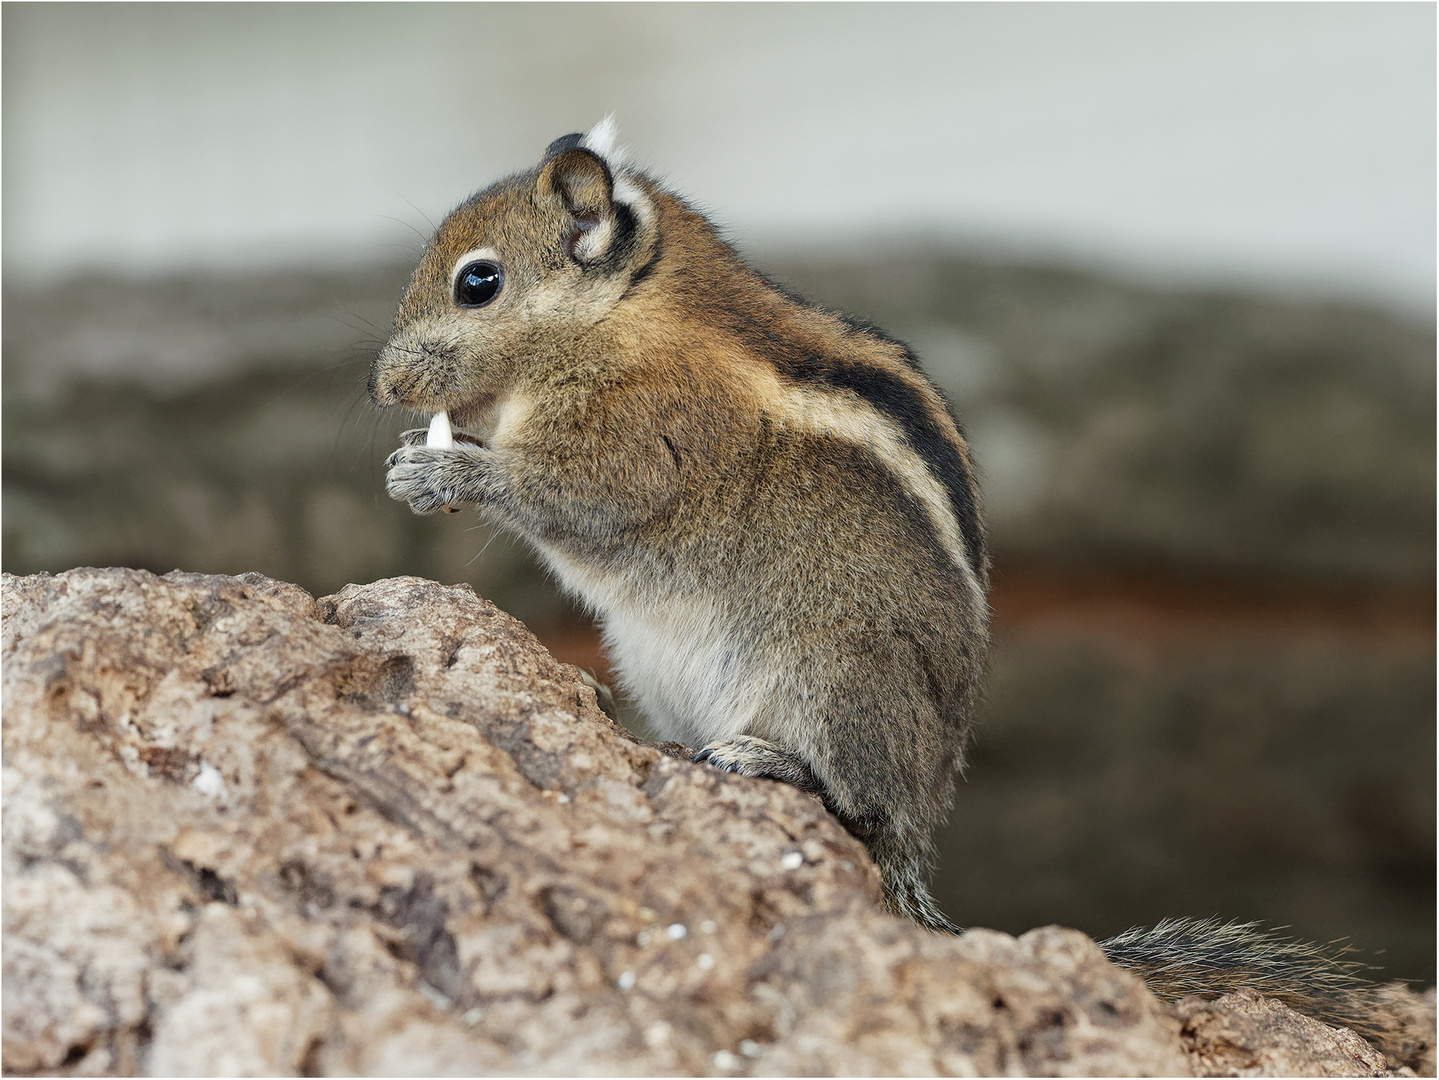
[1178,989,1384,1077]
[2,568,1431,1076]
[1175,986,1437,1078]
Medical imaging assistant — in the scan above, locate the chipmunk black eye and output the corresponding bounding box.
[455,261,502,308]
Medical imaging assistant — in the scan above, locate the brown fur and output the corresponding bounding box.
[372,129,988,931]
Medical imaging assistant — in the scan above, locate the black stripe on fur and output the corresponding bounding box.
[775,348,985,578]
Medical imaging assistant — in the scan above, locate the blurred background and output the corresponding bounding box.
[4,4,1433,986]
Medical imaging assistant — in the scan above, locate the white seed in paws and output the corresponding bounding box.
[426,410,460,512]
[427,411,454,449]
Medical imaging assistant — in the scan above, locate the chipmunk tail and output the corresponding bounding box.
[1099,916,1421,1053]
[879,860,963,935]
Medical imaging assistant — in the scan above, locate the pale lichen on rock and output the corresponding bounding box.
[3,568,1432,1075]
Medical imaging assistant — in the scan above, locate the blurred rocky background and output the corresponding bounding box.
[4,3,1433,988]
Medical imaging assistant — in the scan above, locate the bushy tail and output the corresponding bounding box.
[1099,916,1389,1041]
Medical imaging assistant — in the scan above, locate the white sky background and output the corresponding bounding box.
[3,3,1434,319]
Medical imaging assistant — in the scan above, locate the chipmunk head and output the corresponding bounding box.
[369,116,658,428]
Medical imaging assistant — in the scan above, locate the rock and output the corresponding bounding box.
[748,920,1189,1076]
[1367,985,1439,1078]
[1178,988,1387,1077]
[2,568,1430,1076]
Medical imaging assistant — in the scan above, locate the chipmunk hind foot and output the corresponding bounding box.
[694,735,825,796]
[695,735,962,934]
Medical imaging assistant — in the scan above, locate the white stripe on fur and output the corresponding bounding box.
[581,115,651,224]
[581,114,621,164]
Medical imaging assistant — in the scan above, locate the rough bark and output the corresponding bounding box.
[3,568,1430,1076]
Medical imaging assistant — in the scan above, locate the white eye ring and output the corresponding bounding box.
[451,247,500,290]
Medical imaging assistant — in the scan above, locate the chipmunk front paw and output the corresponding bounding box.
[384,444,485,515]
[695,735,822,795]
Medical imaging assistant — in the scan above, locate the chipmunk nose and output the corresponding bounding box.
[370,334,456,408]
[368,361,396,406]
[368,347,406,406]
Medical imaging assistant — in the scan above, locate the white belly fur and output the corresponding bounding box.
[539,548,764,746]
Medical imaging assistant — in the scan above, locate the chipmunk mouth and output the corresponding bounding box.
[447,393,499,441]
[424,409,487,451]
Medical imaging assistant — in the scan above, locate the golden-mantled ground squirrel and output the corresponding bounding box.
[372,119,1412,1051]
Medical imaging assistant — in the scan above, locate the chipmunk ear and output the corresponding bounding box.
[538,147,617,266]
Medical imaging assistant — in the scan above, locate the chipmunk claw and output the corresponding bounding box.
[385,445,469,514]
[385,430,434,468]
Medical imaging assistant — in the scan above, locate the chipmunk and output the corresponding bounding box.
[373,116,987,932]
[371,119,1416,1057]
